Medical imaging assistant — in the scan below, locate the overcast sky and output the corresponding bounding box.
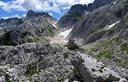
[0,0,94,19]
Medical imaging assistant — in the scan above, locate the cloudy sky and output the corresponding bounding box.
[0,0,94,19]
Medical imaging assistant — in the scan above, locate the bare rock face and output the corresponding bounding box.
[71,53,127,82]
[57,4,85,29]
[26,10,56,24]
[57,0,114,29]
[69,0,127,43]
[86,0,114,11]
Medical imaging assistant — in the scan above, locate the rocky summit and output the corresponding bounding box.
[0,0,128,82]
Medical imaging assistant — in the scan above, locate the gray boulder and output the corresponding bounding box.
[71,53,126,82]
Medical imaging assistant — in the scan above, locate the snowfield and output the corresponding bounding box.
[105,21,120,30]
[50,28,73,44]
[59,28,73,39]
[52,23,57,29]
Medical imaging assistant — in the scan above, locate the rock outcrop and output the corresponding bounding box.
[26,10,56,24]
[57,4,85,29]
[71,53,128,82]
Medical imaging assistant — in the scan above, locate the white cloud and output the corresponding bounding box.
[0,0,94,19]
[0,0,26,11]
[80,0,94,4]
[0,0,94,12]
[22,0,43,11]
[0,14,26,19]
[0,1,7,7]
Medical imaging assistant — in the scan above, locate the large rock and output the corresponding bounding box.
[71,53,127,82]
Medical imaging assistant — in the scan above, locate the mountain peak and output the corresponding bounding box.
[26,10,50,17]
[87,0,114,11]
[68,4,87,14]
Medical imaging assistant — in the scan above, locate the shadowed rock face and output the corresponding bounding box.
[68,4,86,14]
[71,53,128,82]
[57,4,86,29]
[86,0,114,11]
[69,0,128,43]
[57,0,114,29]
[0,10,57,46]
[57,5,84,29]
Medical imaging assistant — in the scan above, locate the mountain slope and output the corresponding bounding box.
[66,0,128,78]
[57,0,114,29]
[69,0,127,43]
[0,10,58,46]
[57,4,85,29]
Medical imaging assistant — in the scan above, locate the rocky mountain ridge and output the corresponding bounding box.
[67,0,128,44]
[0,10,58,46]
[57,0,115,29]
[0,0,128,82]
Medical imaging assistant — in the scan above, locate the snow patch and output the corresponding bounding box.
[59,28,73,40]
[52,23,57,29]
[50,28,73,44]
[113,1,116,5]
[105,21,120,30]
[64,79,69,82]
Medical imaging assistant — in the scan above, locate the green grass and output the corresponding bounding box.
[97,50,113,59]
[121,42,128,53]
[107,37,122,45]
[98,37,122,48]
[25,63,39,77]
[25,36,41,43]
[91,37,128,68]
[47,26,54,37]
